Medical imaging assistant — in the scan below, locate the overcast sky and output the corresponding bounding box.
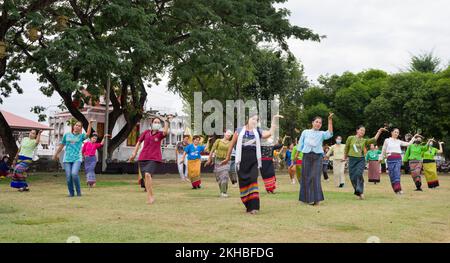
[1,0,449,122]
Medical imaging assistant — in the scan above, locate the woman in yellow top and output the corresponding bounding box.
[205,130,233,197]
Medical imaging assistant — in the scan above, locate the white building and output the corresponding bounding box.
[48,104,190,162]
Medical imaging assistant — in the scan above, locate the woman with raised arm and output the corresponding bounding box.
[205,130,233,197]
[82,133,111,188]
[221,113,283,214]
[54,119,94,197]
[380,128,419,194]
[296,113,334,206]
[344,126,387,199]
[403,136,426,191]
[10,129,42,192]
[422,139,444,189]
[128,116,171,204]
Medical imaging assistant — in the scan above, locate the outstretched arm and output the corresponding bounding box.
[438,141,444,154]
[86,118,95,137]
[261,115,284,139]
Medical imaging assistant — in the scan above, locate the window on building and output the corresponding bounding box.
[127,124,140,146]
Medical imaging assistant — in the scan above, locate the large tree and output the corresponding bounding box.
[8,0,321,158]
[0,0,60,160]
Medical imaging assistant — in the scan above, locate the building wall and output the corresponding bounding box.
[47,107,189,162]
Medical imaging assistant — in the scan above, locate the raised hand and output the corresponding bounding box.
[328,112,334,119]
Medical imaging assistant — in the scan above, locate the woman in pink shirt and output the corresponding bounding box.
[82,133,110,188]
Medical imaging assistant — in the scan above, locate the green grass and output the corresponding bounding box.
[0,171,449,243]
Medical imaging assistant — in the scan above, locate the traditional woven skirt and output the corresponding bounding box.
[368,160,381,183]
[409,160,422,189]
[387,156,402,193]
[10,156,32,189]
[260,159,276,193]
[84,156,97,185]
[214,159,230,193]
[238,147,260,212]
[299,153,324,203]
[348,157,365,196]
[423,160,439,188]
[188,159,202,188]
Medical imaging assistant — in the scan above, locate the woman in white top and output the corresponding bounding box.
[381,128,419,194]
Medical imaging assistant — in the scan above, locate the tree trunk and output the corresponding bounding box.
[0,111,18,162]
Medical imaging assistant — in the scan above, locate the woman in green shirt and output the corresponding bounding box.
[205,130,233,197]
[422,139,444,189]
[344,126,387,199]
[10,129,42,191]
[403,136,426,191]
[365,144,382,184]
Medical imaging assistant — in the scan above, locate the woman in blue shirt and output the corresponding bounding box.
[296,113,334,206]
[180,135,207,189]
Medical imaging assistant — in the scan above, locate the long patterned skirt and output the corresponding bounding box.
[214,159,230,194]
[238,147,260,212]
[423,161,439,188]
[260,159,276,193]
[368,160,381,183]
[409,160,423,190]
[300,153,324,203]
[348,157,365,196]
[84,156,97,186]
[188,159,202,188]
[387,158,402,193]
[10,156,32,189]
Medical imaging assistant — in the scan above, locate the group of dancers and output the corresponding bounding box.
[2,111,446,215]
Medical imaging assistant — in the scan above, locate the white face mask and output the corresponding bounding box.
[428,143,433,147]
[151,123,161,130]
[336,139,342,144]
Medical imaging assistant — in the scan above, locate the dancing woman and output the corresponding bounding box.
[175,135,190,181]
[129,116,171,204]
[82,133,110,188]
[259,137,283,193]
[296,113,334,206]
[205,130,233,197]
[54,120,94,197]
[326,136,346,188]
[181,135,207,189]
[344,126,387,199]
[11,130,42,191]
[380,129,419,194]
[422,139,444,189]
[221,113,283,214]
[403,136,426,191]
[365,144,382,184]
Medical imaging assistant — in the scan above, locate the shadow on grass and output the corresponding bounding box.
[12,217,68,225]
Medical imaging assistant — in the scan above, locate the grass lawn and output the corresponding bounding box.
[0,170,449,243]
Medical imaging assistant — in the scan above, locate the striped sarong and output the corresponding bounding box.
[387,156,402,193]
[423,160,439,188]
[238,147,260,212]
[10,156,32,189]
[409,160,422,189]
[214,159,230,194]
[260,159,276,193]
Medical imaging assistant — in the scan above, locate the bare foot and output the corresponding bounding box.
[313,202,320,206]
[359,194,365,200]
[248,210,258,215]
[147,197,155,204]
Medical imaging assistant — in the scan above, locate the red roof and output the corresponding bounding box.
[1,110,52,130]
